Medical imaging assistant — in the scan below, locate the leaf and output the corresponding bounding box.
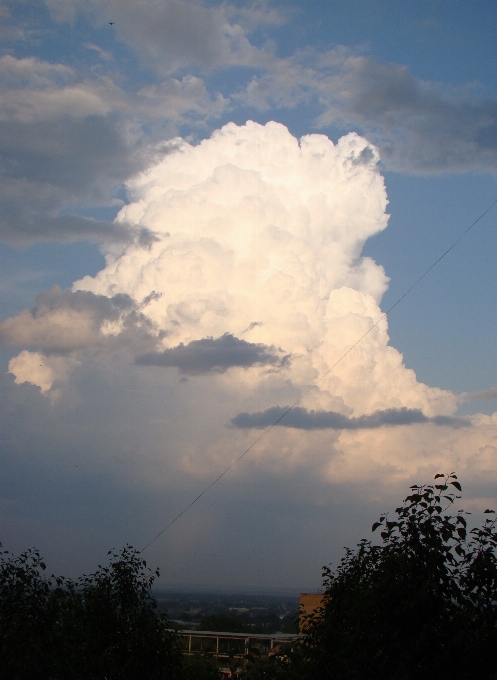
[484,509,496,514]
[372,522,382,532]
[450,481,462,491]
[434,473,445,479]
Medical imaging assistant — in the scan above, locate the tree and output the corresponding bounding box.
[198,614,247,632]
[243,641,307,680]
[0,544,182,680]
[72,545,182,680]
[181,654,221,680]
[0,545,73,679]
[303,474,497,680]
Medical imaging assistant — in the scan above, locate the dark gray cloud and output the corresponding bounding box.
[231,405,468,430]
[464,387,497,401]
[136,333,289,375]
[242,321,263,334]
[2,116,129,189]
[0,205,158,245]
[47,0,277,75]
[0,285,160,353]
[0,45,227,244]
[338,57,497,174]
[0,112,148,244]
[0,53,179,245]
[240,49,497,175]
[6,4,497,251]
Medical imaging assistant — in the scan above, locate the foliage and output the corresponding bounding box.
[182,654,219,680]
[243,642,307,680]
[181,654,222,680]
[72,545,182,679]
[197,612,296,635]
[4,474,497,680]
[0,544,182,680]
[304,473,497,680]
[278,613,299,634]
[198,614,247,632]
[0,545,74,679]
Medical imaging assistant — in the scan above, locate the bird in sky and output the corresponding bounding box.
[109,22,114,25]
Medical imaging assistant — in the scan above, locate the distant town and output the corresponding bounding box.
[154,591,300,634]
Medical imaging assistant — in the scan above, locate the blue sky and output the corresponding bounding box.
[1,0,497,590]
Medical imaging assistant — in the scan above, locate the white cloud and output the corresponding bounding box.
[0,54,73,87]
[135,75,229,126]
[0,82,114,123]
[8,349,80,399]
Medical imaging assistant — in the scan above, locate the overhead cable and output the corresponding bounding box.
[140,196,497,553]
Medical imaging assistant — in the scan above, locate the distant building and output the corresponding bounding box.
[299,593,325,633]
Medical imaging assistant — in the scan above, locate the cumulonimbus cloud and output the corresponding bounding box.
[136,332,289,375]
[4,117,497,591]
[40,121,456,419]
[4,122,474,479]
[230,405,468,430]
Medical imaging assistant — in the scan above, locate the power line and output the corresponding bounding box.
[140,196,497,553]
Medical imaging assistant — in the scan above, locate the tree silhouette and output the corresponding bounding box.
[0,544,182,680]
[304,473,497,680]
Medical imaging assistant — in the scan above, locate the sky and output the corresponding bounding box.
[1,0,497,591]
